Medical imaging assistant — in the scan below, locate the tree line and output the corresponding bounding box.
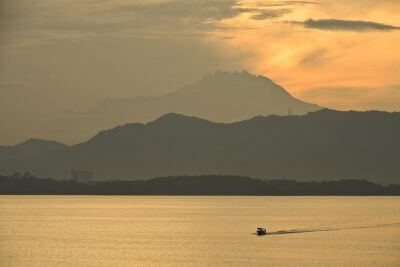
[1,174,399,195]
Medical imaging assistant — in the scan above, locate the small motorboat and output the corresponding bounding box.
[257,227,267,235]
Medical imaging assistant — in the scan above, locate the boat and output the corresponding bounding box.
[257,227,267,235]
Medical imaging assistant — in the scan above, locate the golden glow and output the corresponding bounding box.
[210,0,400,111]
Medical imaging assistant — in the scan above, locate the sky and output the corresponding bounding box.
[0,0,399,145]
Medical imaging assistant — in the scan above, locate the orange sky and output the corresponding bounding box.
[209,0,400,111]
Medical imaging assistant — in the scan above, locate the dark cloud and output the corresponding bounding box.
[1,0,286,47]
[251,9,291,20]
[0,0,297,48]
[290,19,400,32]
[110,0,240,19]
[257,1,318,7]
[108,1,288,29]
[107,0,244,31]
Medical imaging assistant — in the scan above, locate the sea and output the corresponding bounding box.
[0,196,399,266]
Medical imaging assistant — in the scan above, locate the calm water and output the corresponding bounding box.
[0,196,399,266]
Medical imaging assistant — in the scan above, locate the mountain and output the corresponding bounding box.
[1,109,399,183]
[0,139,68,163]
[54,71,321,143]
[91,71,321,122]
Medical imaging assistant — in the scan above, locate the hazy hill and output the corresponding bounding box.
[0,109,399,183]
[92,71,321,122]
[59,71,321,139]
[0,139,68,163]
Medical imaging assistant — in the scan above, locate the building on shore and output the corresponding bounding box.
[70,169,94,183]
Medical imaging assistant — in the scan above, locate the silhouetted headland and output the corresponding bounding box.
[1,174,399,195]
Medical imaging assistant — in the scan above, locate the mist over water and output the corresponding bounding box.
[1,196,399,266]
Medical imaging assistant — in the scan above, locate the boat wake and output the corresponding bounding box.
[265,222,400,235]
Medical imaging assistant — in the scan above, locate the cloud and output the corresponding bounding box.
[109,0,241,20]
[289,19,400,32]
[0,1,216,48]
[106,0,245,32]
[256,1,318,7]
[102,1,291,31]
[0,0,295,48]
[1,1,250,35]
[251,9,291,20]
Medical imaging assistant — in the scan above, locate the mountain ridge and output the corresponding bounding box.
[0,138,68,163]
[0,109,399,183]
[54,71,321,144]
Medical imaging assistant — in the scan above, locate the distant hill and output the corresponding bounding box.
[57,71,321,140]
[91,71,321,122]
[0,109,399,183]
[0,139,68,163]
[1,175,399,195]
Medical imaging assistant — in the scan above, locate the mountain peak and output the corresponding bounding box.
[199,70,281,90]
[0,138,68,163]
[16,138,67,148]
[148,112,213,126]
[203,70,254,79]
[153,112,188,120]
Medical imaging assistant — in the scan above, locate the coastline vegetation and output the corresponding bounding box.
[1,174,399,195]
